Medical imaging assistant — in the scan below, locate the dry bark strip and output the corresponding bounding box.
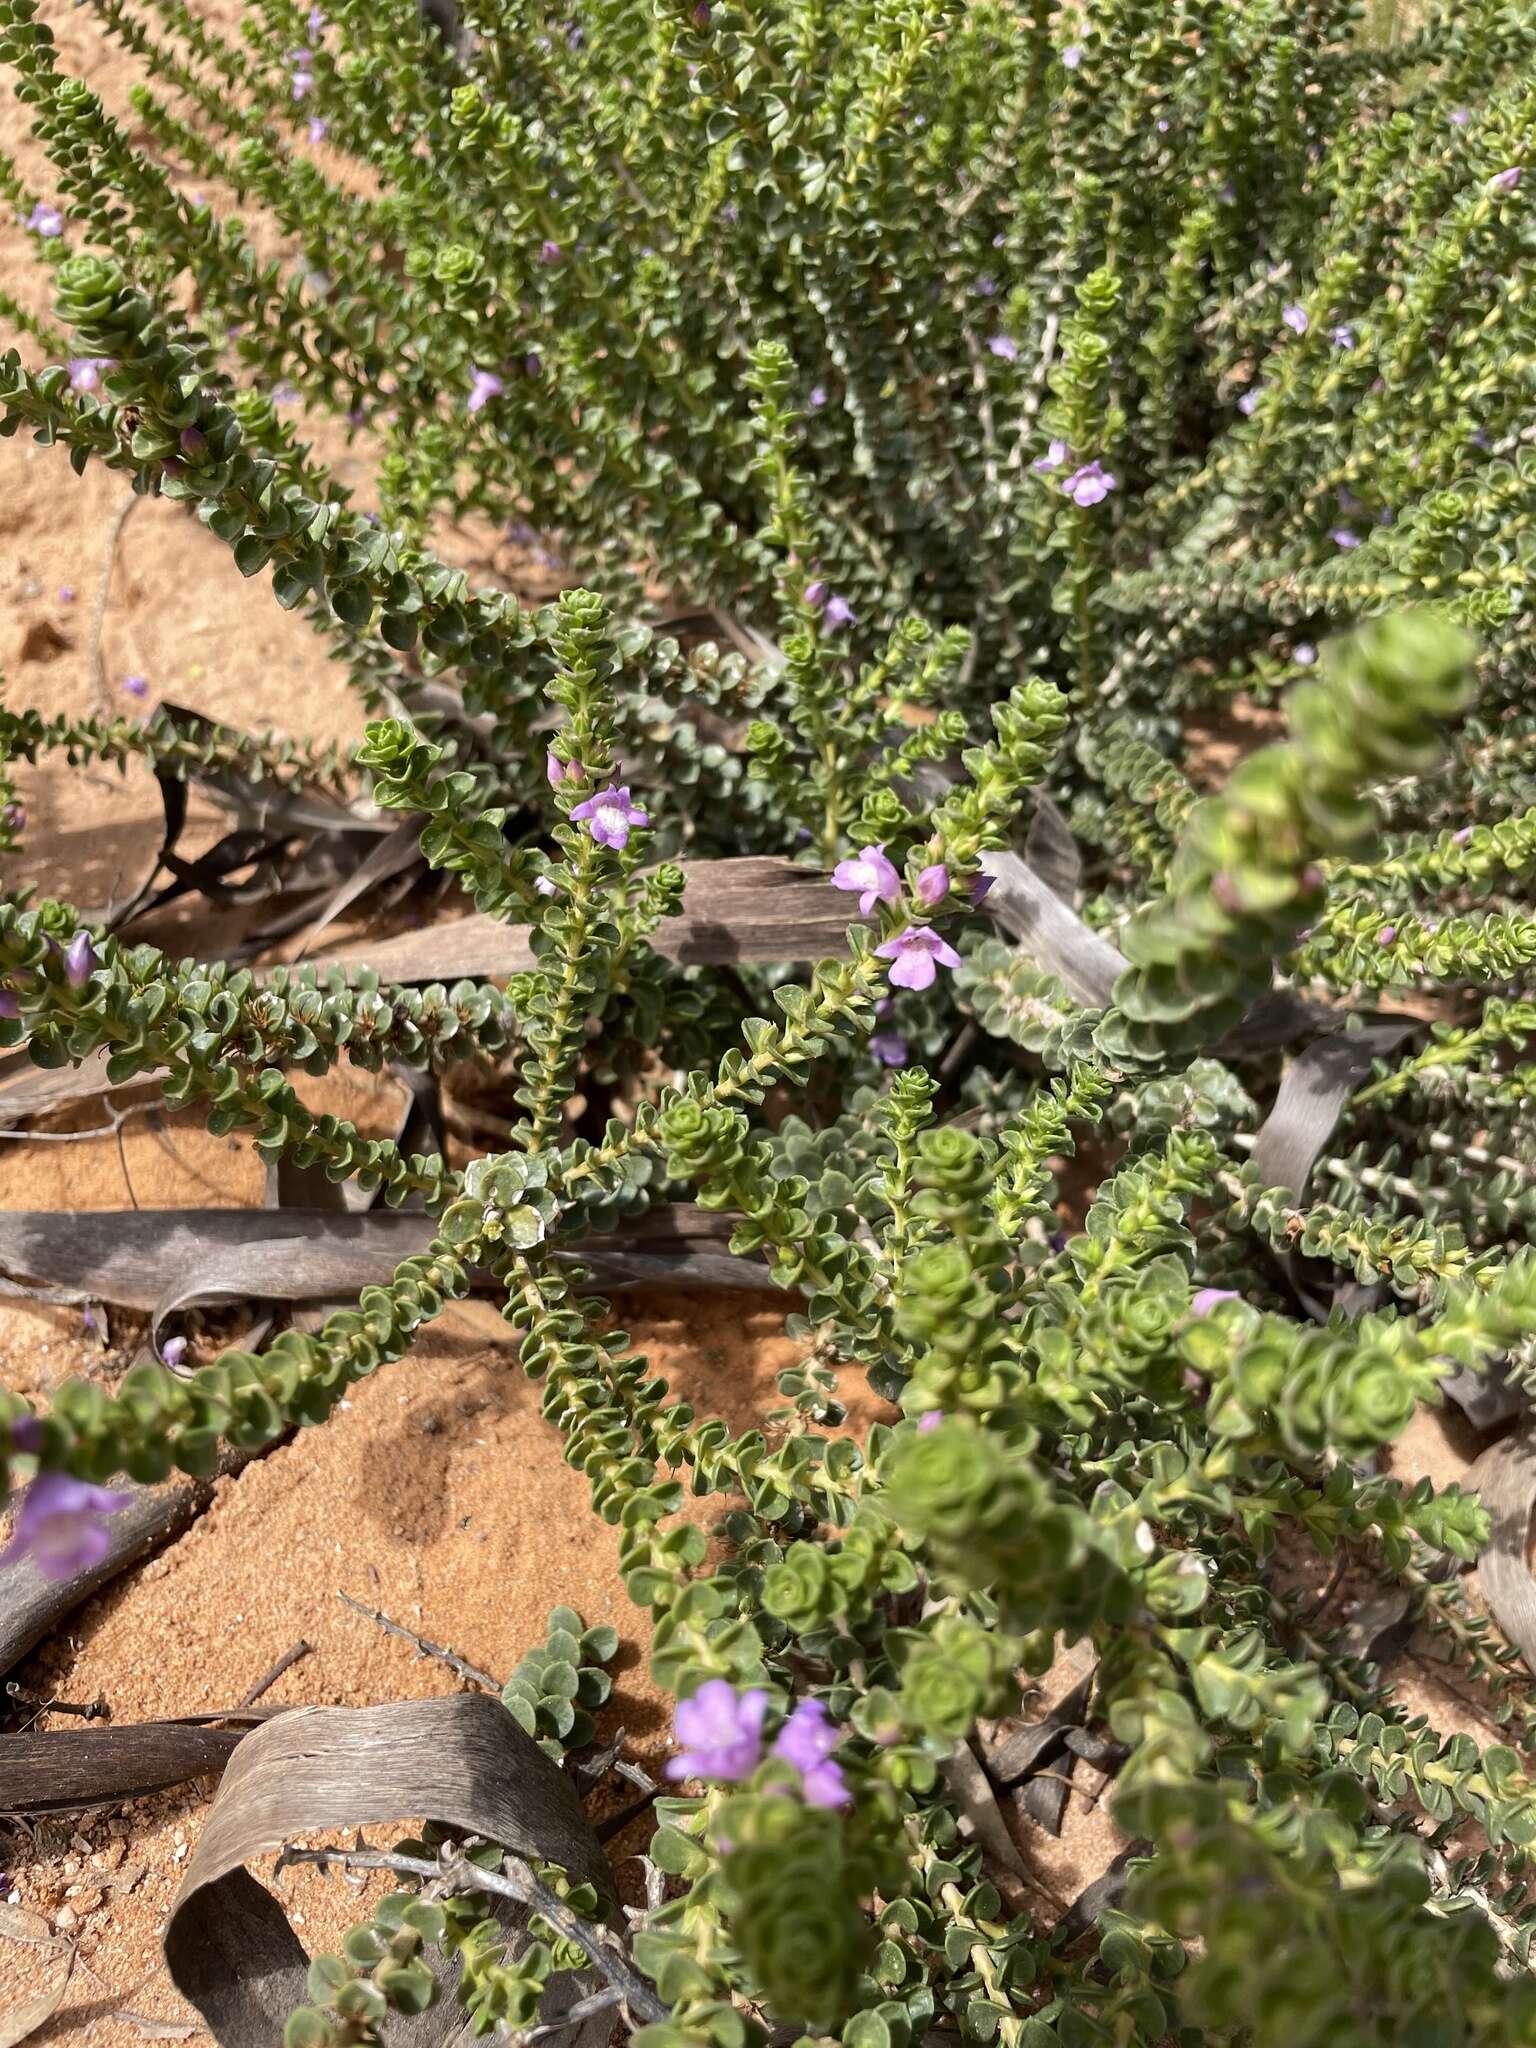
[1463,1421,1536,1674]
[163,1695,614,2048]
[304,855,861,978]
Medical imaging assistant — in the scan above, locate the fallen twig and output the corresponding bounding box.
[236,1639,311,1709]
[87,492,139,712]
[279,1841,669,2024]
[336,1589,500,1692]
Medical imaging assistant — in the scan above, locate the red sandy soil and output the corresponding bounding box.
[0,4,1515,2041]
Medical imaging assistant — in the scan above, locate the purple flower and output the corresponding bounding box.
[975,275,997,297]
[3,804,24,830]
[823,594,856,631]
[308,7,328,33]
[773,1700,851,1808]
[24,203,63,238]
[808,385,828,409]
[274,382,299,407]
[1294,642,1317,666]
[1452,826,1474,844]
[10,1415,44,1455]
[64,932,97,989]
[291,70,314,100]
[1490,167,1523,193]
[288,46,313,65]
[875,925,963,992]
[1377,926,1397,946]
[56,588,73,605]
[1330,527,1361,549]
[1450,108,1471,127]
[1331,324,1356,349]
[67,357,113,395]
[915,864,949,908]
[693,2,711,24]
[1281,305,1309,335]
[988,334,1020,363]
[1062,461,1117,508]
[665,1680,769,1784]
[122,673,149,700]
[971,873,995,907]
[467,368,504,414]
[1,1472,131,1580]
[1034,439,1069,472]
[1062,42,1083,68]
[570,784,649,851]
[534,873,558,898]
[804,580,827,610]
[831,845,900,915]
[868,1032,908,1068]
[540,239,563,264]
[160,1335,187,1369]
[722,202,738,224]
[1238,388,1262,416]
[307,116,328,144]
[1190,1287,1241,1316]
[918,1410,944,1433]
[546,749,567,787]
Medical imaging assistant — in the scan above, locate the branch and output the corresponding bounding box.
[279,1842,670,2026]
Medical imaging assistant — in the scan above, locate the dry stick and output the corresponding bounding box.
[280,1843,670,2025]
[336,1589,500,1692]
[236,1639,311,1710]
[88,492,140,713]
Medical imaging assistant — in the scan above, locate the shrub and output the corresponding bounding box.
[5,2,1536,2044]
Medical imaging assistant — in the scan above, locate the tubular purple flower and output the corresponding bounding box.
[1377,926,1397,946]
[1,1471,131,1580]
[1062,42,1083,67]
[868,1031,909,1068]
[57,588,73,604]
[64,932,97,989]
[3,804,24,830]
[1490,167,1524,193]
[831,846,900,915]
[1281,305,1309,335]
[1294,642,1316,666]
[804,580,827,610]
[540,239,563,263]
[665,1680,769,1784]
[1330,527,1361,549]
[291,70,314,100]
[918,1410,944,1433]
[1062,461,1117,507]
[68,357,113,395]
[1453,827,1474,844]
[915,864,949,908]
[801,1760,851,1808]
[308,117,328,144]
[160,1335,188,1369]
[1331,325,1355,349]
[823,594,856,631]
[808,385,828,409]
[1034,439,1069,472]
[534,874,558,898]
[875,926,963,992]
[570,785,649,851]
[123,674,148,699]
[467,368,504,414]
[774,1698,838,1774]
[25,203,63,238]
[1190,1288,1241,1316]
[988,334,1020,362]
[1238,389,1262,416]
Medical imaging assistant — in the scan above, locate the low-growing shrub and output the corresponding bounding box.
[4,1,1536,2042]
